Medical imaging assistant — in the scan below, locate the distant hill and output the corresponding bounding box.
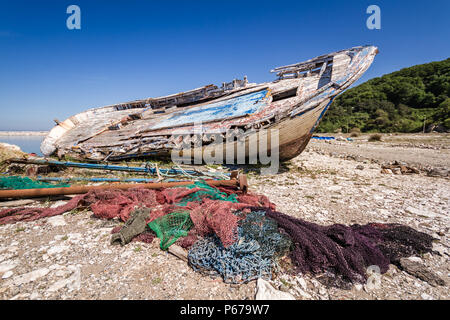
[317,58,450,133]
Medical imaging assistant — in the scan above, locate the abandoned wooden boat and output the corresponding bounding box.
[41,45,378,163]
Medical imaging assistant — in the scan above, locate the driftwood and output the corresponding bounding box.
[168,244,188,262]
[400,258,446,287]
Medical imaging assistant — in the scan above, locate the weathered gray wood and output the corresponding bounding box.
[168,244,188,262]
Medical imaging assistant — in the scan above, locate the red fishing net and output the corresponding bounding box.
[0,196,84,225]
[0,185,274,249]
[0,188,165,225]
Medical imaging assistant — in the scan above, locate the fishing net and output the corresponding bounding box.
[188,199,247,247]
[0,178,438,287]
[148,211,193,250]
[238,210,292,257]
[369,223,435,264]
[0,175,70,189]
[172,181,238,206]
[0,188,164,225]
[0,183,271,227]
[187,210,291,284]
[264,208,435,284]
[172,189,275,249]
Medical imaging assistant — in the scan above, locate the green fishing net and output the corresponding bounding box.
[148,211,194,250]
[0,176,70,190]
[176,180,238,206]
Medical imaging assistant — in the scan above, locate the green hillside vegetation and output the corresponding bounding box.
[317,58,450,133]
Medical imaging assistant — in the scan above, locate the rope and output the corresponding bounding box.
[187,210,291,284]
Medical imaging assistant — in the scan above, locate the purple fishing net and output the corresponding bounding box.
[263,208,435,284]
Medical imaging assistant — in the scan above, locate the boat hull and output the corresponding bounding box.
[41,46,378,164]
[132,98,330,164]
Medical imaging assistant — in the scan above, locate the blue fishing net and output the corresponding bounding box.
[187,210,292,283]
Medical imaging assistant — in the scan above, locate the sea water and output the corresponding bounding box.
[0,135,45,155]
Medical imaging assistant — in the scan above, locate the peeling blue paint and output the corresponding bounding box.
[151,89,269,129]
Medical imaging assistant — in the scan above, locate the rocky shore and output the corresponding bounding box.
[0,134,448,300]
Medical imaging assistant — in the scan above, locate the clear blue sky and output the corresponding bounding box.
[0,0,449,130]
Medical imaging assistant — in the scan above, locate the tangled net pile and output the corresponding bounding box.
[188,210,291,283]
[0,175,70,190]
[0,178,436,285]
[265,208,435,283]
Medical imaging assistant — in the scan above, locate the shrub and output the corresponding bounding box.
[368,133,382,142]
[349,127,360,137]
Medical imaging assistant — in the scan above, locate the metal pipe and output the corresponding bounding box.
[36,176,180,183]
[0,176,247,199]
[5,158,229,177]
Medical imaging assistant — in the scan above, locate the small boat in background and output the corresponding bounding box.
[41,45,378,163]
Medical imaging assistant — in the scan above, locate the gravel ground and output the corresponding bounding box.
[0,134,449,300]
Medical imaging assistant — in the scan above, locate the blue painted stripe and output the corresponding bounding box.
[151,89,270,130]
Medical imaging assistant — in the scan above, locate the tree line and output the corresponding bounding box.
[317,57,450,133]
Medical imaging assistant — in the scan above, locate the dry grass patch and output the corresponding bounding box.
[368,133,382,142]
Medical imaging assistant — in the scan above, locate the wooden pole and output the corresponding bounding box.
[0,176,247,199]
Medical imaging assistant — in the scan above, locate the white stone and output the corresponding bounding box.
[47,278,72,292]
[9,293,29,300]
[7,246,18,253]
[295,276,307,291]
[373,194,384,200]
[2,270,13,279]
[47,245,70,255]
[29,292,40,299]
[405,206,436,218]
[13,268,50,286]
[0,261,17,273]
[421,293,433,300]
[294,286,312,299]
[47,215,66,226]
[407,256,423,263]
[255,278,295,300]
[68,233,83,244]
[120,251,132,259]
[327,186,342,192]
